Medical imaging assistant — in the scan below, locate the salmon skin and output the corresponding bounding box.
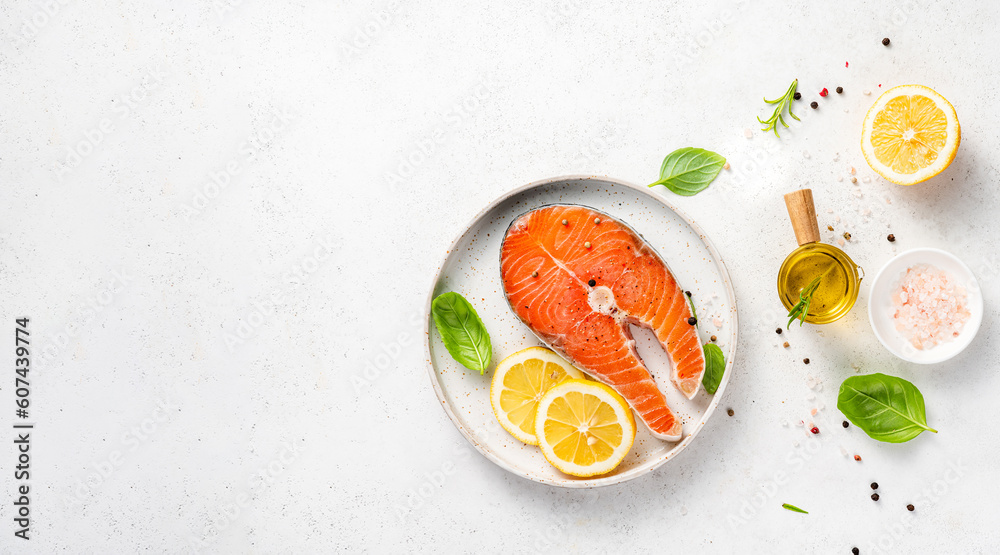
[500,204,705,441]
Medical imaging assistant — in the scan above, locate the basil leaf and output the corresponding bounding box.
[702,343,725,395]
[781,503,808,514]
[837,373,938,443]
[648,147,727,196]
[431,292,492,374]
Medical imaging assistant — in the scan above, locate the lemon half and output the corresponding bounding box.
[535,379,636,477]
[861,84,960,185]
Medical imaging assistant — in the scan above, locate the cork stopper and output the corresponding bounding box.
[784,189,821,246]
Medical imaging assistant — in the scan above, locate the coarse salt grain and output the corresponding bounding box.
[744,128,753,139]
[891,264,971,350]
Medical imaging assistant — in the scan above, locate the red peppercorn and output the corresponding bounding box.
[820,88,829,97]
[854,454,862,461]
[810,427,819,434]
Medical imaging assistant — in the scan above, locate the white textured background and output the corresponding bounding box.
[1,0,998,553]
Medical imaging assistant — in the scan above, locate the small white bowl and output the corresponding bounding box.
[868,248,984,364]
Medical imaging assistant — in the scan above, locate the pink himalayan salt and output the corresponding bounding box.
[891,264,970,350]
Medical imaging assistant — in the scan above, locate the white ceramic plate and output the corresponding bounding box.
[424,176,738,487]
[868,248,983,364]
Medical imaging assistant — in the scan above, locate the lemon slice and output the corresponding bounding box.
[535,379,636,477]
[861,84,960,185]
[490,347,586,445]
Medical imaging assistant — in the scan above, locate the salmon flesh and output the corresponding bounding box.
[500,205,705,441]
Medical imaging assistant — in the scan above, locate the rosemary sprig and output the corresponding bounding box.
[786,275,821,328]
[782,503,809,514]
[758,79,800,137]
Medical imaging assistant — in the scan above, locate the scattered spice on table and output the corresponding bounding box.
[783,341,790,348]
[854,454,862,461]
[843,232,852,241]
[842,421,849,428]
[836,86,844,94]
[887,233,896,242]
[907,504,915,511]
[794,91,801,100]
[803,358,810,364]
[871,493,880,501]
[853,548,860,555]
[871,482,879,490]
[810,101,819,109]
[727,408,735,417]
[820,88,829,97]
[776,328,782,335]
[828,225,835,231]
[882,37,891,46]
[810,426,819,434]
[710,335,717,342]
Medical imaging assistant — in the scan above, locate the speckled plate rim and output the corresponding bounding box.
[423,175,739,488]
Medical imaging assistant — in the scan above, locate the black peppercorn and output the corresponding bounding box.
[727,408,734,416]
[588,279,596,287]
[836,86,844,94]
[687,317,697,325]
[882,37,890,46]
[853,549,860,555]
[871,482,879,490]
[803,358,810,364]
[888,234,896,242]
[871,493,880,501]
[794,92,801,100]
[776,328,782,335]
[810,101,818,109]
[843,421,849,428]
[907,504,915,511]
[685,290,692,297]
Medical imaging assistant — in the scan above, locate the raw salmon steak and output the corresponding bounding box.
[500,205,705,441]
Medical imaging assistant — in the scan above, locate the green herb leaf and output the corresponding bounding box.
[758,79,800,137]
[431,292,492,374]
[702,343,725,395]
[647,148,726,196]
[837,373,938,443]
[782,503,808,514]
[786,276,822,329]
